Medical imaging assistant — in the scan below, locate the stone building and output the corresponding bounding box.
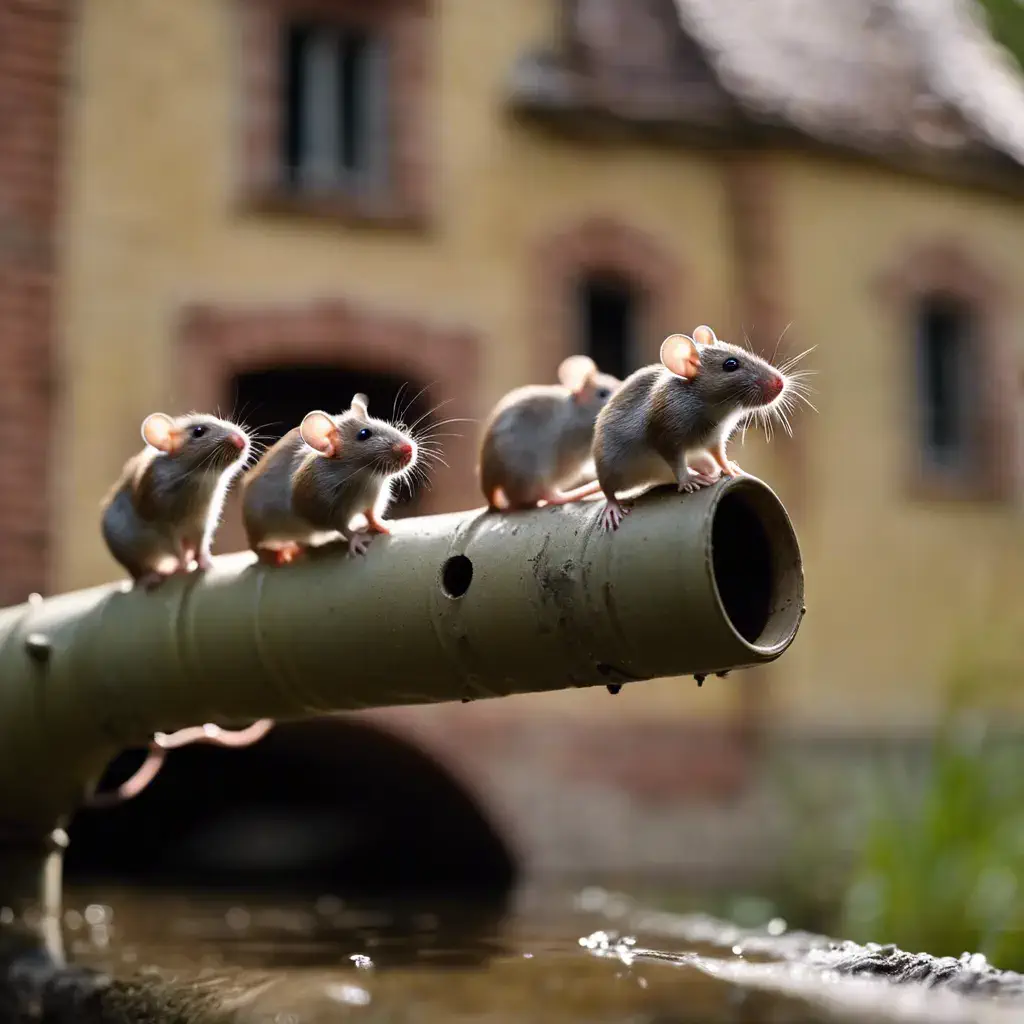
[3,0,1023,886]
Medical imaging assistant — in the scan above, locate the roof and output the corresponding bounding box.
[508,0,1024,188]
[672,0,1024,167]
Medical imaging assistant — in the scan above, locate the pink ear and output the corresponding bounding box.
[660,334,701,380]
[692,325,718,347]
[557,355,597,396]
[141,413,177,453]
[300,410,341,457]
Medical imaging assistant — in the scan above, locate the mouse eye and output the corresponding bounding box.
[595,388,611,400]
[356,428,372,441]
[190,424,208,439]
[722,358,740,372]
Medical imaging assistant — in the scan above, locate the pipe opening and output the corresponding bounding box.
[441,555,474,599]
[709,481,803,652]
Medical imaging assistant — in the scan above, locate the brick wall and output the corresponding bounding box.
[0,0,70,604]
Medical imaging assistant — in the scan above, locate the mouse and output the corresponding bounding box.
[241,393,418,564]
[100,412,251,589]
[478,355,622,511]
[592,325,805,531]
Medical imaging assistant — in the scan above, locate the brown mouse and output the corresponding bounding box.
[100,412,252,589]
[241,393,418,564]
[478,355,622,511]
[592,325,809,531]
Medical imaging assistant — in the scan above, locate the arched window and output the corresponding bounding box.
[532,217,678,383]
[576,271,639,380]
[878,242,1012,501]
[914,293,977,472]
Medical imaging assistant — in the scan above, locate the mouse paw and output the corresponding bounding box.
[195,551,214,572]
[256,543,303,566]
[600,499,629,532]
[721,459,744,477]
[687,452,720,479]
[346,531,373,557]
[678,470,715,494]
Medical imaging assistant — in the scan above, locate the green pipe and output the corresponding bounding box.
[0,476,802,932]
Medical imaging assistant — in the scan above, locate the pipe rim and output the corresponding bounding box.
[704,475,804,658]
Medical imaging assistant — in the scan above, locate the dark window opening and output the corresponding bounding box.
[577,273,639,380]
[230,365,436,518]
[916,294,975,470]
[281,21,388,192]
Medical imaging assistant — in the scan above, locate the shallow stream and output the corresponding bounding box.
[36,883,1024,1024]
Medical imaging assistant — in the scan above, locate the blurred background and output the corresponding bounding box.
[3,0,1024,977]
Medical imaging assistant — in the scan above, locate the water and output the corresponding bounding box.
[46,884,1024,1024]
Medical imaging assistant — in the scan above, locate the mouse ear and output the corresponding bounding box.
[557,355,597,396]
[350,393,369,418]
[691,325,718,347]
[300,410,341,457]
[141,413,178,453]
[660,334,701,380]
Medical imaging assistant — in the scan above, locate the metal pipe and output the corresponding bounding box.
[0,476,803,923]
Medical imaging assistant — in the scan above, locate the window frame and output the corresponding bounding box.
[531,217,680,384]
[237,0,432,229]
[878,241,1015,503]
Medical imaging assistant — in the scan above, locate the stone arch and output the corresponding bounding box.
[177,298,482,550]
[67,715,517,901]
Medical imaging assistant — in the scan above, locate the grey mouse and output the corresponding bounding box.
[241,393,419,564]
[478,355,622,511]
[100,412,252,589]
[592,325,807,531]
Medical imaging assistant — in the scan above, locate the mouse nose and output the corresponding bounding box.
[393,442,414,463]
[229,432,246,450]
[764,373,785,399]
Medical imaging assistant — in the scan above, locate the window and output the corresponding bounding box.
[577,272,639,379]
[915,293,976,472]
[282,22,389,194]
[238,0,430,225]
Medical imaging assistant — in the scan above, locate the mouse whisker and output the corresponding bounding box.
[397,380,437,427]
[770,321,795,365]
[777,345,816,374]
[392,382,411,424]
[776,405,794,438]
[406,398,454,436]
[401,387,445,430]
[418,447,446,457]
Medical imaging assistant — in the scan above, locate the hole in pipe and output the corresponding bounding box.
[441,555,473,598]
[710,483,802,649]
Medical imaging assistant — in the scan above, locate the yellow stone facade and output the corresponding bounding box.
[55,0,1024,736]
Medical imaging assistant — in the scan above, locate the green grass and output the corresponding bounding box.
[839,610,1024,968]
[772,584,1024,967]
[977,0,1024,71]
